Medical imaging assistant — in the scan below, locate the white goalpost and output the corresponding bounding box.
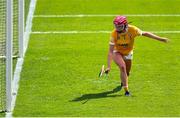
[0,0,24,112]
[6,0,13,112]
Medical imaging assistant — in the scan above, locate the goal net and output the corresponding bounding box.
[0,0,24,112]
[0,0,7,112]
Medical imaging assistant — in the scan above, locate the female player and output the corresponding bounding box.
[105,16,169,96]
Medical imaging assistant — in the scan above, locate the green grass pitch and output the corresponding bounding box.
[12,0,180,117]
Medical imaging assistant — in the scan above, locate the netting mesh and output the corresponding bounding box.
[0,0,6,112]
[0,0,19,112]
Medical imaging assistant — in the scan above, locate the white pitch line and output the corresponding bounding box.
[34,14,180,18]
[151,31,180,33]
[31,31,111,34]
[31,30,180,34]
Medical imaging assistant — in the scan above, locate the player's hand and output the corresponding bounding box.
[99,65,110,77]
[105,67,110,74]
[162,37,170,43]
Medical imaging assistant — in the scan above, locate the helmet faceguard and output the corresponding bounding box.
[113,16,128,33]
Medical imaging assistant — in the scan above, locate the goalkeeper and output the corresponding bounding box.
[105,16,169,96]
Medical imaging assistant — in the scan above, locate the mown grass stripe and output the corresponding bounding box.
[31,30,180,34]
[34,14,180,18]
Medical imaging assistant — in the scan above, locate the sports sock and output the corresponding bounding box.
[123,86,129,92]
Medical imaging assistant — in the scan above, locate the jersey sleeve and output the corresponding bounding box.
[135,27,143,36]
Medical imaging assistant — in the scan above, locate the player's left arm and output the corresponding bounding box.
[142,31,169,43]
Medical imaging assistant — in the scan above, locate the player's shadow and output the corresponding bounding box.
[70,85,122,104]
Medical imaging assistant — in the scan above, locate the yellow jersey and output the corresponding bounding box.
[110,25,142,55]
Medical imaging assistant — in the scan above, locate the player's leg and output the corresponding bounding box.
[113,52,129,95]
[124,60,132,76]
[123,51,133,76]
[122,52,133,96]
